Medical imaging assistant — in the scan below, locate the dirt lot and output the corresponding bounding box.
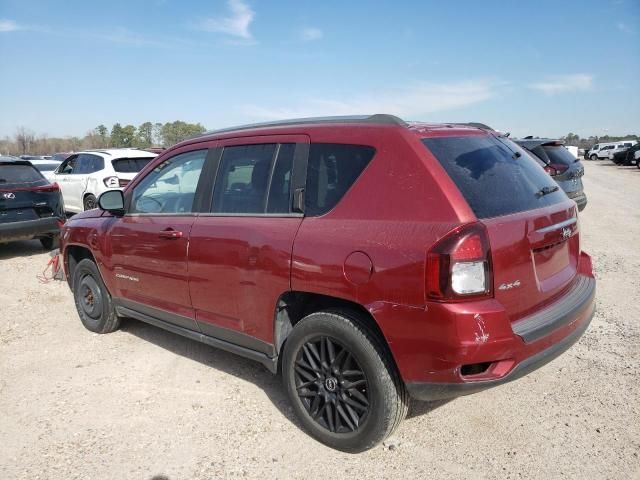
[1,161,639,479]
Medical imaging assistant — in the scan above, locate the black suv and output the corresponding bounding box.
[514,139,587,211]
[612,143,640,166]
[0,156,65,249]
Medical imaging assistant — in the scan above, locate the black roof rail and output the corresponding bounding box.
[198,114,407,137]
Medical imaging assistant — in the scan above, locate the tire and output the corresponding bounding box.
[40,233,60,250]
[282,310,408,452]
[72,258,120,334]
[83,194,97,211]
[590,154,598,161]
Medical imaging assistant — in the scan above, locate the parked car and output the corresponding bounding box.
[60,115,595,452]
[588,141,637,160]
[514,139,587,211]
[612,143,640,165]
[51,148,156,213]
[27,159,63,182]
[0,156,65,249]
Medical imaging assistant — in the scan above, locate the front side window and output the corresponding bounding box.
[305,144,375,216]
[130,150,206,214]
[58,155,78,174]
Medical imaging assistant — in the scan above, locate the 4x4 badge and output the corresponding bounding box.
[498,280,521,290]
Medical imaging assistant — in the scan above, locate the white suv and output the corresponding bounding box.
[52,148,156,212]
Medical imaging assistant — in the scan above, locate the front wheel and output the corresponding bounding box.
[282,311,408,452]
[590,154,598,160]
[83,194,97,211]
[72,258,120,334]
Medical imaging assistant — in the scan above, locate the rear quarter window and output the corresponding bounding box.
[422,135,565,219]
[305,144,375,216]
[0,164,47,189]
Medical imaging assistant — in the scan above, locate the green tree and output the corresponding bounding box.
[110,123,124,147]
[160,121,206,147]
[95,124,109,147]
[136,122,153,148]
[120,125,137,147]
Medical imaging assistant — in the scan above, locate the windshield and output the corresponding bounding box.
[422,135,565,219]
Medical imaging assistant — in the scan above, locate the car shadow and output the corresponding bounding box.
[0,239,48,260]
[119,318,449,432]
[119,319,301,428]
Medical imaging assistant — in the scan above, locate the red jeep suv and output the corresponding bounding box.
[60,115,595,452]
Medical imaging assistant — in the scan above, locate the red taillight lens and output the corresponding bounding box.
[426,223,493,301]
[118,178,130,187]
[544,163,569,176]
[34,182,60,192]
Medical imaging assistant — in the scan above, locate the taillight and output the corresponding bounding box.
[30,183,60,192]
[104,176,119,188]
[544,163,569,176]
[118,178,130,187]
[426,223,493,301]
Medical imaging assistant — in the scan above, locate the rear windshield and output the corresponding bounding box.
[422,135,565,219]
[112,157,154,173]
[0,164,47,189]
[530,145,577,166]
[33,163,61,172]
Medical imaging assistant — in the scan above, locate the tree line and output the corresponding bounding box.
[559,133,639,149]
[0,121,207,156]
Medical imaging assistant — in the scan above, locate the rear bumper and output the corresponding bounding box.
[371,252,596,401]
[571,193,587,211]
[406,300,594,401]
[0,217,60,243]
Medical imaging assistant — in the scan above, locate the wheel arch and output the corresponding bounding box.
[65,244,96,289]
[273,291,400,376]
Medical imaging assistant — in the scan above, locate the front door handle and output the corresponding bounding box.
[158,228,183,240]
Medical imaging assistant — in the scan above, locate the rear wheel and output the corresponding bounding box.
[72,258,120,334]
[40,233,59,250]
[83,194,97,211]
[282,310,408,452]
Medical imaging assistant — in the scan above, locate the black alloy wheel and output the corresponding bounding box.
[294,335,370,433]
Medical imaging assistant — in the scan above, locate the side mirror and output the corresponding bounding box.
[98,190,125,216]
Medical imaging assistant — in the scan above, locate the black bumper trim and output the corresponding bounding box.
[406,305,594,401]
[0,217,60,242]
[512,276,595,344]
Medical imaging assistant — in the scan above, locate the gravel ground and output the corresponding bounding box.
[1,160,639,480]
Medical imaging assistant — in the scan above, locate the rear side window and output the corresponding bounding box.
[423,135,564,219]
[305,144,375,216]
[213,144,277,214]
[75,154,104,174]
[0,164,47,188]
[112,157,155,173]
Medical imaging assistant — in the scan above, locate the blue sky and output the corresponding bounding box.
[0,0,638,138]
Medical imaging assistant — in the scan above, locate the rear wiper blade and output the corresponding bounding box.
[536,185,559,198]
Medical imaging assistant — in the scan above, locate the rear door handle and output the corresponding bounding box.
[158,228,183,240]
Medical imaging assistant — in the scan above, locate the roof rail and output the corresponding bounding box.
[198,114,407,137]
[451,122,496,131]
